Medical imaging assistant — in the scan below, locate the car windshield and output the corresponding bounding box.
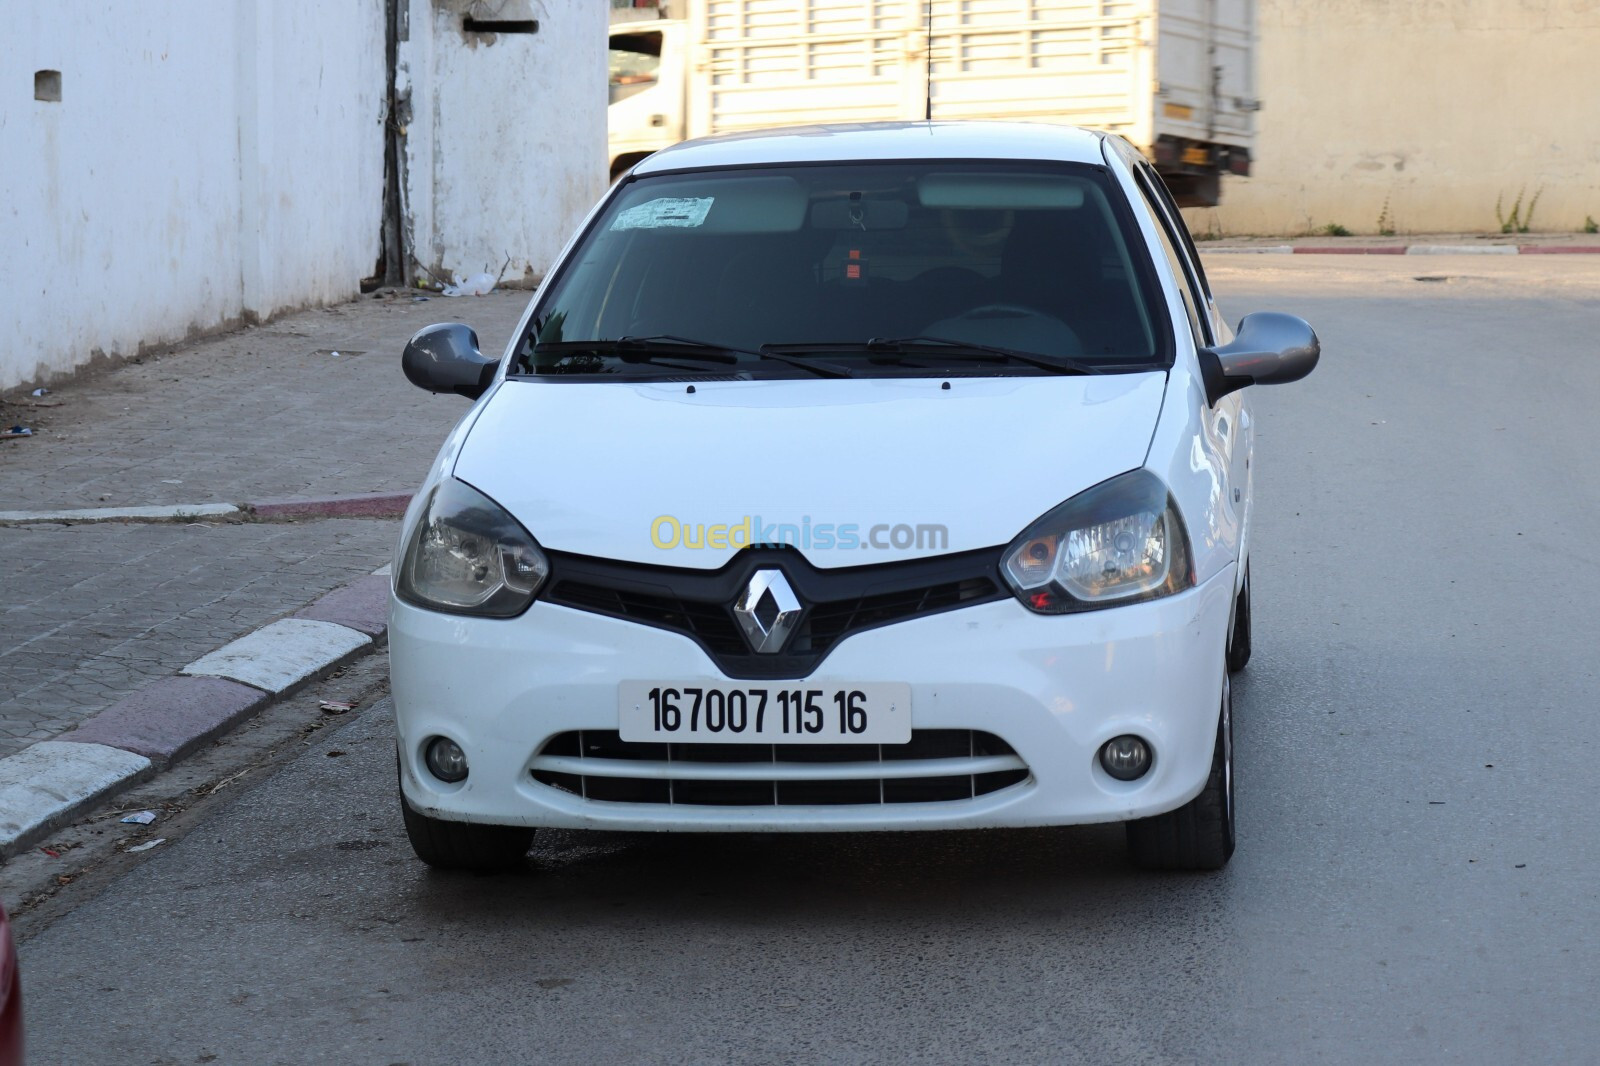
[516,161,1169,379]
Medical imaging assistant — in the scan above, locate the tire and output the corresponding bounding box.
[399,786,534,873]
[1125,675,1235,871]
[1226,561,1252,674]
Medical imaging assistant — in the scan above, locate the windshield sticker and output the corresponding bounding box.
[611,197,714,231]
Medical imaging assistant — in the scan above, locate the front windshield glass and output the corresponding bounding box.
[518,161,1167,378]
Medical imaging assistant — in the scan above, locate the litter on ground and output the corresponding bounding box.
[442,271,496,297]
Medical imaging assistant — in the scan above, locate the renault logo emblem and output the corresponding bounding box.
[733,569,803,654]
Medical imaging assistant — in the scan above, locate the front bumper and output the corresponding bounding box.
[390,565,1235,832]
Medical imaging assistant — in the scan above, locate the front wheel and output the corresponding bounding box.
[399,787,534,873]
[1125,675,1235,871]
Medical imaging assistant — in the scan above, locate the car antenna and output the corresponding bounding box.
[924,1,933,122]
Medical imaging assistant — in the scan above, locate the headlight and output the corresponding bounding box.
[1001,469,1193,613]
[397,479,549,617]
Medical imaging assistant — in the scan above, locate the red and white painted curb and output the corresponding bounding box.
[0,564,395,858]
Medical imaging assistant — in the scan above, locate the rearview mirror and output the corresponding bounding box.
[402,323,498,399]
[1199,312,1319,405]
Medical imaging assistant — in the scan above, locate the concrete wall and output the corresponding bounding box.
[2,0,606,391]
[1,2,387,391]
[238,2,390,315]
[399,0,609,288]
[1186,0,1600,236]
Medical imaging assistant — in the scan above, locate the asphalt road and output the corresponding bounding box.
[15,257,1600,1064]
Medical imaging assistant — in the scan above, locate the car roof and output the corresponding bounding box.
[633,121,1111,174]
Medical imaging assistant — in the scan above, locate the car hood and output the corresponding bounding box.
[451,373,1167,568]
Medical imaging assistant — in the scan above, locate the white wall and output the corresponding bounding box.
[399,0,608,288]
[239,1,390,315]
[0,0,647,390]
[4,4,244,390]
[0,2,386,391]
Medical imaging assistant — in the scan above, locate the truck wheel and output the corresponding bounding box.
[1227,561,1252,673]
[1126,675,1235,871]
[399,787,534,873]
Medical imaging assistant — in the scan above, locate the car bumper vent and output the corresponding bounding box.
[530,729,1029,806]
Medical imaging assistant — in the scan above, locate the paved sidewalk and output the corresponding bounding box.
[0,290,529,759]
[1,290,528,510]
[0,518,393,756]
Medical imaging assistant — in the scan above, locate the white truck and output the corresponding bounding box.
[608,0,1257,206]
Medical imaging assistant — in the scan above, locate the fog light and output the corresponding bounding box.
[1099,735,1152,781]
[425,736,469,783]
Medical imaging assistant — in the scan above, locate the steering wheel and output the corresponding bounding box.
[951,303,1054,321]
[926,303,1085,356]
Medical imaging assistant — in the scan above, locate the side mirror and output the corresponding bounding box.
[401,323,499,399]
[1198,312,1320,406]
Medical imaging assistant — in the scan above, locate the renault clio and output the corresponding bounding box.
[391,122,1318,873]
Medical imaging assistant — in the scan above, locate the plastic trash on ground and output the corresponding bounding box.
[126,838,166,853]
[442,272,496,297]
[120,811,158,825]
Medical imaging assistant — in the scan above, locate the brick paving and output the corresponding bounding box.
[0,290,529,510]
[0,289,531,755]
[0,519,397,757]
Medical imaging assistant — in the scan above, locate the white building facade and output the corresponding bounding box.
[1,0,605,391]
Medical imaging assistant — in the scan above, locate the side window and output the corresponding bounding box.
[609,32,662,104]
[1140,164,1216,305]
[1128,169,1208,344]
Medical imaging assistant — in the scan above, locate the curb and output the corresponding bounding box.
[0,566,393,860]
[0,504,241,524]
[0,494,414,526]
[1203,243,1600,256]
[247,491,413,520]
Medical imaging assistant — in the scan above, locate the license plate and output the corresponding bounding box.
[618,681,911,744]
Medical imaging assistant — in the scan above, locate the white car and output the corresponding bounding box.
[391,122,1317,873]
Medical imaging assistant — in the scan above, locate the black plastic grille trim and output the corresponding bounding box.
[542,546,1008,679]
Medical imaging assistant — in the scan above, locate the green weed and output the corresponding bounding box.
[1496,187,1542,234]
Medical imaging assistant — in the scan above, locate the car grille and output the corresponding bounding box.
[530,729,1030,807]
[542,546,1008,679]
[549,577,997,659]
[545,581,747,655]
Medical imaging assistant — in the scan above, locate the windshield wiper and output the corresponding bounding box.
[533,335,854,378]
[763,337,1104,376]
[533,335,738,372]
